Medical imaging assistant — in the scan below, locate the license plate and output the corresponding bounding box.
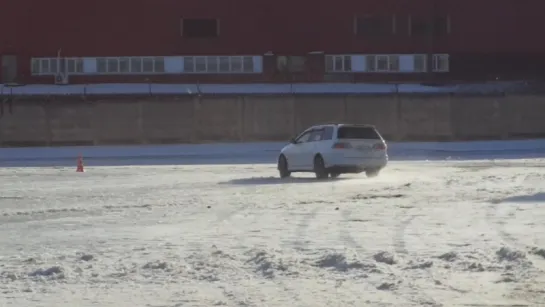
[356,145,370,150]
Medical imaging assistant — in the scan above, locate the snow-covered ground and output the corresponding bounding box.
[1,141,545,307]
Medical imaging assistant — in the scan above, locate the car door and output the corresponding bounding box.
[300,129,325,170]
[287,129,312,169]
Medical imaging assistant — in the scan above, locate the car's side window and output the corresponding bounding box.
[322,126,334,140]
[295,130,312,143]
[309,129,324,142]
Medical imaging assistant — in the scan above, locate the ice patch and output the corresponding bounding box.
[373,251,397,265]
[437,251,458,262]
[79,254,94,262]
[496,247,527,262]
[28,266,65,280]
[245,250,288,279]
[530,247,545,259]
[142,261,170,271]
[377,281,398,291]
[405,260,434,270]
[313,253,377,273]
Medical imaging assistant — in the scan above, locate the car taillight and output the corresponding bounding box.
[332,142,352,149]
[373,143,386,150]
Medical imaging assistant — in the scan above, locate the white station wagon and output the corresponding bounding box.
[277,123,388,179]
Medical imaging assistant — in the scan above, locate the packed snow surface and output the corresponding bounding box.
[1,145,545,306]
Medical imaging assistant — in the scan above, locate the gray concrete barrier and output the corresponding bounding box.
[1,94,544,147]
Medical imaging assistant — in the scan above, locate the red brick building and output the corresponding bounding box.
[1,0,544,85]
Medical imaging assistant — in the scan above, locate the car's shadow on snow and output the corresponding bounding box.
[219,176,351,186]
[497,193,545,204]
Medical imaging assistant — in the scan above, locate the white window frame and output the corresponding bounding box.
[107,58,119,73]
[375,55,389,72]
[119,57,130,73]
[130,57,142,73]
[31,55,260,75]
[387,55,400,72]
[433,54,449,72]
[91,56,166,74]
[366,54,400,73]
[413,54,427,72]
[65,58,84,74]
[182,56,257,74]
[31,57,85,75]
[325,55,352,73]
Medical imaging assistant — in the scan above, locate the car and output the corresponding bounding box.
[277,123,388,179]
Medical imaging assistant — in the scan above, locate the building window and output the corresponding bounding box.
[142,57,154,73]
[182,56,256,73]
[414,54,427,72]
[231,56,243,72]
[31,55,260,75]
[31,58,83,75]
[154,57,165,72]
[366,55,400,72]
[96,59,106,73]
[119,57,130,73]
[325,55,351,72]
[181,18,219,38]
[433,54,449,72]
[376,55,389,71]
[208,56,219,72]
[410,17,430,36]
[277,56,306,73]
[107,58,119,73]
[242,56,254,72]
[31,59,40,75]
[409,16,451,36]
[93,56,165,74]
[433,16,450,36]
[219,56,230,72]
[66,58,84,74]
[195,56,207,72]
[130,58,142,73]
[354,15,394,36]
[183,57,195,72]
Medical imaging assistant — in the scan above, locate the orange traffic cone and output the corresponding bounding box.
[76,155,84,172]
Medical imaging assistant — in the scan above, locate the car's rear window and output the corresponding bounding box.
[337,126,381,139]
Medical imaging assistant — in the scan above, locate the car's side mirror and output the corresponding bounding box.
[289,138,296,144]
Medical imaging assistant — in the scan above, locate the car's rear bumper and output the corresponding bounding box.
[325,156,388,173]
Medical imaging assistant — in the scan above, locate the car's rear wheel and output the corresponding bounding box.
[365,168,380,178]
[330,172,341,179]
[313,155,328,179]
[278,155,291,178]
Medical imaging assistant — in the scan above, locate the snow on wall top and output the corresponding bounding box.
[0,82,534,96]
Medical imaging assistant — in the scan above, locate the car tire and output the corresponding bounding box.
[313,155,328,179]
[278,155,291,178]
[330,172,341,179]
[365,168,380,178]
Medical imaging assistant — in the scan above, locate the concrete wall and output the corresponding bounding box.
[1,94,544,147]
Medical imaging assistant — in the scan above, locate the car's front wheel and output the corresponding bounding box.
[330,172,341,179]
[278,155,291,179]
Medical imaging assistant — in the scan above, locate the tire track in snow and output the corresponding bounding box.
[395,211,468,295]
[486,200,545,270]
[290,199,360,306]
[392,215,417,255]
[485,200,545,305]
[339,192,438,306]
[213,198,307,306]
[211,204,292,306]
[486,195,545,268]
[292,204,324,251]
